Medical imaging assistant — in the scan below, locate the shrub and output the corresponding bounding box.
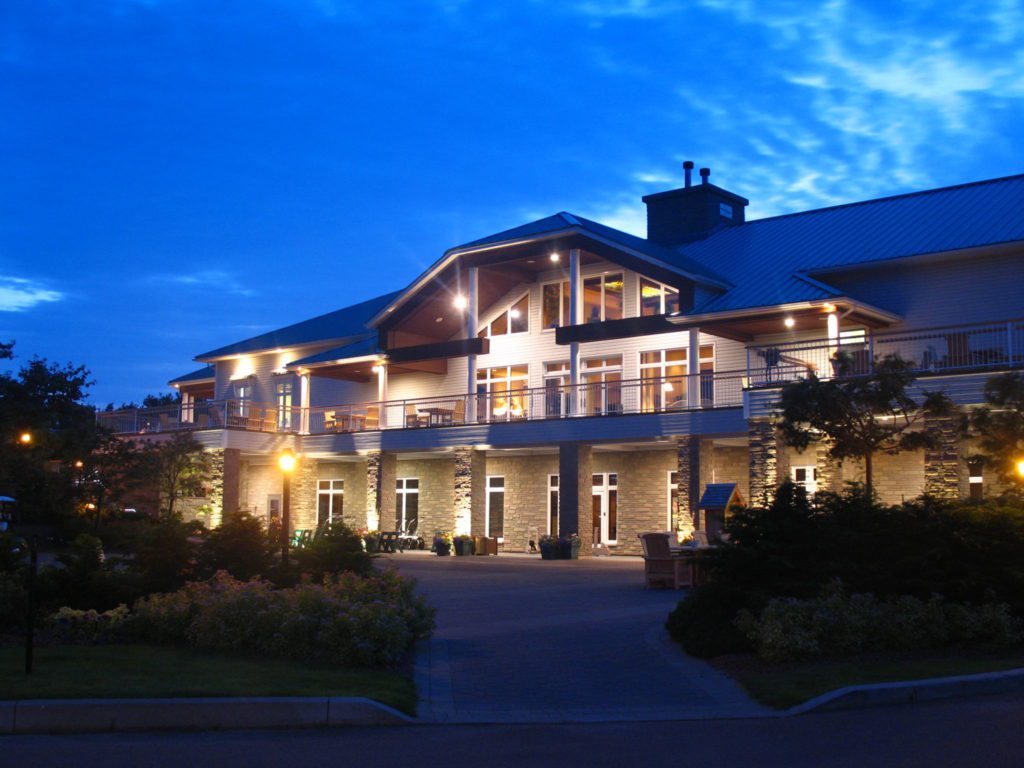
[198,512,270,580]
[48,604,129,644]
[666,582,759,658]
[297,521,372,579]
[132,519,197,593]
[0,572,27,630]
[127,569,435,667]
[0,532,27,573]
[738,585,1024,662]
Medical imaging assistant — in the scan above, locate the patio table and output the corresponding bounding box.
[419,406,454,426]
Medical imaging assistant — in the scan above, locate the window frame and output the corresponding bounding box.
[582,272,624,324]
[639,277,681,317]
[485,475,505,542]
[478,292,530,338]
[547,474,559,535]
[317,478,345,525]
[395,477,420,533]
[541,279,571,331]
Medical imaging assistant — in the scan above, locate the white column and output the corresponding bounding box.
[687,327,701,408]
[827,311,840,377]
[299,373,311,433]
[568,248,581,415]
[466,265,479,423]
[376,363,388,428]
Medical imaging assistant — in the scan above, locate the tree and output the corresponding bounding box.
[146,432,213,519]
[971,372,1024,487]
[777,353,954,494]
[76,435,159,527]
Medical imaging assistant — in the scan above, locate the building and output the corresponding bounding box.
[100,165,1024,554]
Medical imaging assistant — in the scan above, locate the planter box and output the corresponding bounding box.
[434,541,452,556]
[363,535,380,554]
[539,544,558,560]
[558,539,580,560]
[454,539,474,556]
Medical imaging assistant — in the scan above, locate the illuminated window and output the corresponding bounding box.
[486,476,505,541]
[395,478,419,534]
[477,365,529,421]
[583,273,623,323]
[581,356,622,414]
[542,281,571,329]
[548,475,559,535]
[317,479,344,526]
[276,381,293,429]
[479,293,529,337]
[640,278,681,316]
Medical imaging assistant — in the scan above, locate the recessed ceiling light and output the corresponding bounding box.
[550,253,560,263]
[435,316,444,323]
[453,295,467,310]
[784,317,796,329]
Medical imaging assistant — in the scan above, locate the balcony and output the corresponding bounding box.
[745,319,1024,388]
[97,371,746,437]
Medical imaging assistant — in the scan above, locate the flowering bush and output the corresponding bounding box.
[737,584,1024,662]
[126,569,434,667]
[48,604,129,644]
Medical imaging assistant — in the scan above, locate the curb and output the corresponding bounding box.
[787,667,1024,715]
[0,696,415,734]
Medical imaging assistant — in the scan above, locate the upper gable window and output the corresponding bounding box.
[640,278,680,316]
[583,272,624,323]
[479,294,529,338]
[542,281,571,330]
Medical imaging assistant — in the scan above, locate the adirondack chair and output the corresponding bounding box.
[639,532,695,589]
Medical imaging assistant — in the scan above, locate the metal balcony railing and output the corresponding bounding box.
[745,319,1024,388]
[97,371,746,436]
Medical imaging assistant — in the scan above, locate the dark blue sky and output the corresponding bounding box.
[2,0,1022,405]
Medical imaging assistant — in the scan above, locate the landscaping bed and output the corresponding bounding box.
[0,643,417,714]
[711,649,1024,710]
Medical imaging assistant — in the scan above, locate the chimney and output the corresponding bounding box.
[642,162,748,246]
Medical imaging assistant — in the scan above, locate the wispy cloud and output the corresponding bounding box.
[148,270,256,297]
[0,276,63,312]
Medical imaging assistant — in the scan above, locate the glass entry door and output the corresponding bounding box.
[591,473,618,545]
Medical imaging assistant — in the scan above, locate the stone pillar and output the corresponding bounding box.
[292,456,319,531]
[453,447,486,535]
[221,448,241,519]
[558,442,593,556]
[924,413,962,499]
[204,449,226,528]
[675,436,700,536]
[749,418,779,505]
[366,451,397,531]
[814,441,842,495]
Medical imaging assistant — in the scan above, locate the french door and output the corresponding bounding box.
[591,473,618,544]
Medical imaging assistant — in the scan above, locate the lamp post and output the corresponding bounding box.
[278,449,296,564]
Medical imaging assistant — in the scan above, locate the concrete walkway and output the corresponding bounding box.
[386,552,767,723]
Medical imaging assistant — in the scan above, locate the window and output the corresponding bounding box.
[592,472,618,543]
[235,382,252,417]
[583,273,623,323]
[542,281,571,329]
[317,479,344,526]
[276,381,294,430]
[668,470,679,531]
[640,349,688,412]
[486,476,505,541]
[543,361,570,417]
[548,475,559,535]
[477,365,529,421]
[581,356,622,415]
[395,478,419,534]
[639,344,715,411]
[639,278,681,317]
[791,466,818,497]
[479,294,529,337]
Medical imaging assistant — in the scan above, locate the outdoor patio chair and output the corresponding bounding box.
[405,404,429,428]
[448,399,466,424]
[639,532,694,589]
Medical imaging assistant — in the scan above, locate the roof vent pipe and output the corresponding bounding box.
[683,160,694,188]
[699,167,710,185]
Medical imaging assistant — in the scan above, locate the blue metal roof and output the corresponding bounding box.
[454,211,732,287]
[288,336,380,368]
[699,483,739,509]
[685,173,1024,313]
[196,290,401,360]
[168,365,215,385]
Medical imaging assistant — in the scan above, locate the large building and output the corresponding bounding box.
[102,165,1024,554]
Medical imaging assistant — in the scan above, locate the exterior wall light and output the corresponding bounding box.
[550,253,560,263]
[453,295,468,310]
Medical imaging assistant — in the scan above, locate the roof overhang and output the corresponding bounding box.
[665,297,901,341]
[367,227,733,328]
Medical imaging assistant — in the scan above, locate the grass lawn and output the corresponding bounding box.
[0,644,417,714]
[713,649,1024,709]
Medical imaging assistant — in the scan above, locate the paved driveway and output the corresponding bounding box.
[385,552,765,723]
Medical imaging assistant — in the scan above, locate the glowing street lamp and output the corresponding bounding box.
[278,449,296,563]
[1016,458,1024,479]
[18,432,32,445]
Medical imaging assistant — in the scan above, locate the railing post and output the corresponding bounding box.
[1008,321,1015,364]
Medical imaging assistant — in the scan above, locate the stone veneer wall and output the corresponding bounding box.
[485,454,557,551]
[710,446,751,502]
[923,413,963,499]
[395,458,456,537]
[748,419,779,506]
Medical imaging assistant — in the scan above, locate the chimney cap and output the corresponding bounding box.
[682,160,694,170]
[699,167,710,184]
